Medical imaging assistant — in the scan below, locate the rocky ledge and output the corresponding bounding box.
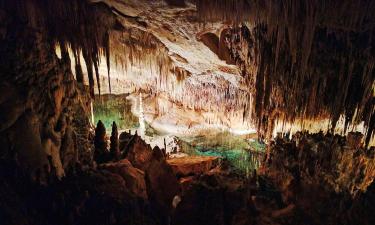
[167,156,220,177]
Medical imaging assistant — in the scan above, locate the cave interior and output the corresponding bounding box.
[0,0,374,225]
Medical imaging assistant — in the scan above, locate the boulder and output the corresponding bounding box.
[123,137,180,217]
[100,159,147,199]
[145,147,180,216]
[125,135,153,171]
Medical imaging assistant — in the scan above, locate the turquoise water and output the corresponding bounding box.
[195,147,260,175]
[179,133,266,175]
[93,95,139,131]
[94,95,266,174]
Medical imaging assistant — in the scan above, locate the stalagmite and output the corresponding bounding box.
[110,121,120,160]
[1,1,375,225]
[94,120,108,163]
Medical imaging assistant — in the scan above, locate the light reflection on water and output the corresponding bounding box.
[94,95,265,175]
[178,134,265,175]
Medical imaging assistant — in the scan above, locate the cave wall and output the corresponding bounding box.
[0,12,88,180]
[259,132,375,225]
[0,0,121,180]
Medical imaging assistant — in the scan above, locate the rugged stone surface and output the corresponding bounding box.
[0,1,374,225]
[93,0,255,135]
[120,132,181,220]
[124,134,154,171]
[262,132,375,196]
[172,172,252,225]
[0,160,162,225]
[0,0,119,180]
[259,132,375,225]
[100,159,148,199]
[145,147,180,222]
[196,1,375,144]
[167,156,220,177]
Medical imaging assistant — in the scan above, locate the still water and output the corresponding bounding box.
[93,95,265,174]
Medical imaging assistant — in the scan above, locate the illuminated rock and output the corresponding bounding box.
[167,156,220,177]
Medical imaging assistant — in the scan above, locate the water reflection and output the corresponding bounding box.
[94,95,265,175]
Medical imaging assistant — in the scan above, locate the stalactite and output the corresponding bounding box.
[104,31,111,94]
[93,54,101,96]
[197,1,375,145]
[1,0,125,98]
[83,50,95,97]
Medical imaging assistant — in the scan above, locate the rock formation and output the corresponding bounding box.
[195,0,375,145]
[100,159,148,199]
[110,121,120,160]
[94,120,109,163]
[0,0,374,225]
[167,156,220,177]
[262,132,375,197]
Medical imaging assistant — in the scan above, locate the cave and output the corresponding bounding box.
[0,0,374,225]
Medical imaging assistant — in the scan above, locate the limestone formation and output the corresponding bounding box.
[109,121,120,160]
[124,134,154,171]
[196,1,375,144]
[100,159,148,199]
[94,120,109,164]
[167,156,220,177]
[0,1,374,225]
[262,132,375,196]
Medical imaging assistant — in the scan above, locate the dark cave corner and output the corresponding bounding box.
[0,0,374,225]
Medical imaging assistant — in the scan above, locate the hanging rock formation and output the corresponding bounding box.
[0,1,374,225]
[196,0,375,144]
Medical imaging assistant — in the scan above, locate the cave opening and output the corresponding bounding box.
[0,0,374,225]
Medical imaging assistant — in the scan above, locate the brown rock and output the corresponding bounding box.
[125,135,153,171]
[145,150,180,216]
[119,131,133,152]
[124,137,180,213]
[167,156,220,177]
[347,132,363,149]
[100,159,148,199]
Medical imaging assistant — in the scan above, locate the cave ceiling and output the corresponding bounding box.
[194,0,375,144]
[94,0,375,145]
[1,0,374,145]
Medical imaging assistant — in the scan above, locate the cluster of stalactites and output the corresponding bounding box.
[1,0,124,97]
[196,0,375,145]
[110,27,179,91]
